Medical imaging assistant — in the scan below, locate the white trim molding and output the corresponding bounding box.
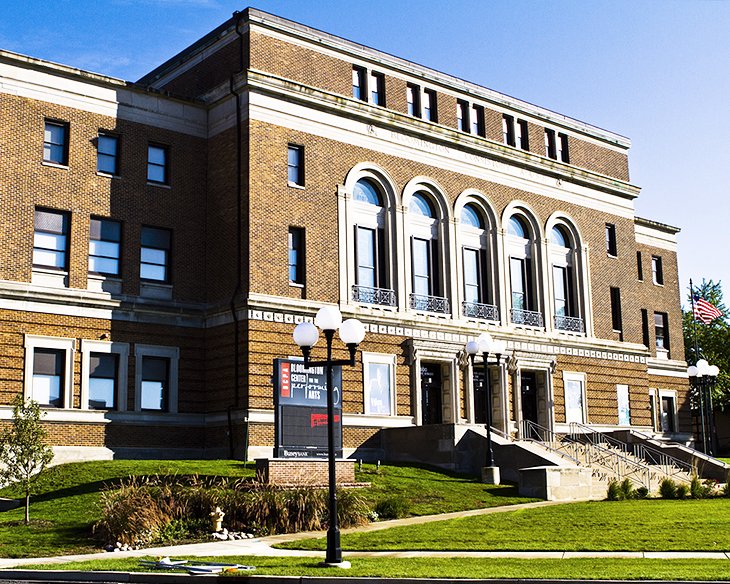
[133,344,180,414]
[23,334,76,409]
[80,339,130,411]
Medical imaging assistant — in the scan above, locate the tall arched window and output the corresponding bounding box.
[408,192,448,313]
[460,203,497,321]
[550,223,584,332]
[506,213,543,326]
[351,178,395,306]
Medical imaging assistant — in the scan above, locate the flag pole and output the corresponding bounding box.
[689,279,701,362]
[689,279,708,453]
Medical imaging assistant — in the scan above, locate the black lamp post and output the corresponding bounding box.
[466,333,506,482]
[687,359,720,456]
[292,306,365,568]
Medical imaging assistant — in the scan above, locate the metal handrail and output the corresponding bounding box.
[520,420,582,465]
[568,422,630,454]
[629,429,705,477]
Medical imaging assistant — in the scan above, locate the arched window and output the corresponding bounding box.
[550,222,583,332]
[351,177,395,306]
[408,190,448,313]
[506,213,542,326]
[460,203,497,321]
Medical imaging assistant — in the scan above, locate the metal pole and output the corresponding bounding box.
[698,377,708,454]
[482,351,494,467]
[323,329,341,565]
[708,377,718,456]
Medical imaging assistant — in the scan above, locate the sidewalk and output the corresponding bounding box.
[0,499,728,569]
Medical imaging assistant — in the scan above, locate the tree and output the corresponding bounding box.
[682,279,730,409]
[0,396,54,523]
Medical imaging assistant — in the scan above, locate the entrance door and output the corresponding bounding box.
[521,371,538,425]
[421,363,443,425]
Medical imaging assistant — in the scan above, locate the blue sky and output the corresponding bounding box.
[2,0,727,305]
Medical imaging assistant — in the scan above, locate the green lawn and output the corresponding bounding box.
[0,460,531,559]
[354,463,532,515]
[0,460,254,558]
[282,498,730,552]
[21,555,730,581]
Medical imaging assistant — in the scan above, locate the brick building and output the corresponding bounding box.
[0,9,690,466]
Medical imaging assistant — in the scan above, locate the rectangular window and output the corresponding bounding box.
[33,208,69,270]
[563,372,586,424]
[288,227,305,285]
[637,251,643,280]
[356,227,377,288]
[517,119,529,150]
[407,83,420,117]
[363,353,395,416]
[605,223,617,256]
[140,355,169,411]
[545,128,557,159]
[412,237,432,296]
[617,384,631,426]
[287,144,304,186]
[43,120,69,165]
[558,132,570,162]
[655,312,669,352]
[32,348,64,407]
[457,100,470,133]
[503,115,515,146]
[352,66,366,101]
[89,218,121,276]
[97,133,119,175]
[423,89,437,121]
[641,308,650,347]
[610,287,622,333]
[471,104,485,136]
[652,255,664,285]
[140,226,171,282]
[510,257,527,310]
[463,248,483,304]
[553,265,568,317]
[88,352,118,410]
[369,71,385,106]
[147,144,168,184]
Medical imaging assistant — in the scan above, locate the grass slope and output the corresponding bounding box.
[284,498,730,552]
[0,460,254,558]
[22,555,730,581]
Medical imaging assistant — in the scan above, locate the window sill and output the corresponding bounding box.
[32,269,68,288]
[140,281,173,300]
[287,183,305,190]
[146,181,171,189]
[289,282,305,288]
[607,254,617,259]
[653,282,664,287]
[41,161,69,170]
[88,274,122,294]
[96,171,121,179]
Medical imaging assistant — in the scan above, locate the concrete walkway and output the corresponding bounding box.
[0,499,728,569]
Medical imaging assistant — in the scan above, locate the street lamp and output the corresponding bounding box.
[292,305,365,568]
[465,333,507,484]
[687,359,720,456]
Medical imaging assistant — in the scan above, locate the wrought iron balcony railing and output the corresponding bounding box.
[554,314,584,333]
[462,301,499,321]
[409,293,450,314]
[351,285,397,307]
[510,308,544,327]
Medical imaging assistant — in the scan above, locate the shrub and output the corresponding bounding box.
[723,482,730,498]
[635,486,649,499]
[690,476,711,499]
[374,495,411,519]
[676,483,689,499]
[619,478,636,500]
[659,478,677,499]
[337,488,370,528]
[606,480,623,501]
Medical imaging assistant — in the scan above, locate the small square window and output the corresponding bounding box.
[287,144,304,186]
[97,133,119,175]
[147,144,168,184]
[43,120,69,165]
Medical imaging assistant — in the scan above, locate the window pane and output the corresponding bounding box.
[35,210,66,233]
[357,228,376,287]
[141,381,165,410]
[89,256,119,274]
[97,153,116,174]
[553,266,566,316]
[353,179,382,205]
[98,135,117,156]
[34,232,66,251]
[148,146,166,165]
[461,204,482,228]
[141,247,166,265]
[141,227,170,249]
[44,143,65,164]
[464,248,480,303]
[32,374,62,407]
[141,263,166,281]
[33,248,66,269]
[90,240,120,259]
[44,123,65,144]
[89,378,115,409]
[510,257,525,310]
[412,238,430,296]
[366,362,392,415]
[508,216,527,238]
[147,164,166,183]
[409,193,434,217]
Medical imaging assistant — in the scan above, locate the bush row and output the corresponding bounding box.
[607,476,728,500]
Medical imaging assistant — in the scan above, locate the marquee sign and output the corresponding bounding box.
[273,359,342,458]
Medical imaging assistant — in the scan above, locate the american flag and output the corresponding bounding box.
[693,295,723,324]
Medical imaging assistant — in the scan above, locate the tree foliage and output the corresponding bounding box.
[0,396,54,523]
[683,279,730,409]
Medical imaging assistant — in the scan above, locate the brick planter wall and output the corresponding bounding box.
[256,458,355,486]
